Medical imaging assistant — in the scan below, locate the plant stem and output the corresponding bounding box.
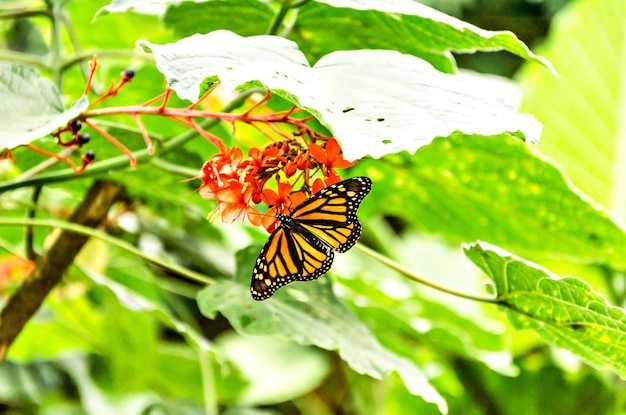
[49,1,64,89]
[354,243,499,304]
[150,157,199,178]
[0,217,213,285]
[61,49,151,73]
[0,49,48,69]
[266,1,292,35]
[25,185,42,260]
[200,350,218,415]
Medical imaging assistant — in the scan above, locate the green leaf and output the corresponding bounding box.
[464,242,626,379]
[7,294,101,361]
[214,332,330,405]
[360,133,626,269]
[336,269,514,375]
[518,0,625,215]
[81,267,248,404]
[138,31,541,160]
[293,0,554,73]
[443,359,617,415]
[164,0,275,38]
[196,246,447,413]
[96,0,170,16]
[83,268,212,352]
[0,63,87,151]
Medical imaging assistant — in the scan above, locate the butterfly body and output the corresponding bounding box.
[251,176,372,300]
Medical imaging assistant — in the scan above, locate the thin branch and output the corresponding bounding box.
[59,9,98,93]
[0,180,125,362]
[16,147,76,180]
[266,1,291,35]
[0,217,213,286]
[25,186,42,261]
[150,157,199,178]
[60,50,150,85]
[0,49,49,69]
[354,243,499,304]
[131,113,154,155]
[84,120,137,166]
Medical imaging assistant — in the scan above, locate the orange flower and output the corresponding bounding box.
[310,138,355,169]
[260,180,307,232]
[216,181,262,226]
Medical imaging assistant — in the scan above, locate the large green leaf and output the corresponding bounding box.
[359,132,626,269]
[518,0,625,216]
[196,246,447,413]
[102,0,552,74]
[335,258,514,375]
[138,31,541,160]
[464,242,626,379]
[214,333,330,405]
[293,0,553,73]
[0,63,87,151]
[163,0,275,38]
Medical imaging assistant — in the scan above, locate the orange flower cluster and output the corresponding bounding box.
[199,138,356,232]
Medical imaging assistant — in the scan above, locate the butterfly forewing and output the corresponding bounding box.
[292,176,370,252]
[251,227,334,300]
[251,176,372,300]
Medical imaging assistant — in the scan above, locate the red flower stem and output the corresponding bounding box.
[90,77,130,107]
[131,113,154,155]
[25,144,80,172]
[83,56,98,97]
[171,117,226,152]
[80,105,305,123]
[84,120,137,167]
[247,122,282,142]
[78,103,330,149]
[187,119,227,152]
[158,88,173,112]
[141,91,168,107]
[188,85,217,110]
[0,149,15,163]
[252,121,292,141]
[243,90,271,116]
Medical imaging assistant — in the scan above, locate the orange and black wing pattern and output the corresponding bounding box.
[251,176,372,300]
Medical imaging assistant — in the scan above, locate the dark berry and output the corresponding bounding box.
[123,68,135,80]
[77,133,91,145]
[84,150,96,161]
[70,119,82,133]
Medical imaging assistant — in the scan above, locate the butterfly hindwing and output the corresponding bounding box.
[251,227,334,300]
[251,176,371,300]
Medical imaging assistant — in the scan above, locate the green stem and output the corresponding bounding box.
[59,9,100,93]
[354,243,499,304]
[150,157,199,178]
[61,49,151,73]
[200,350,218,415]
[0,217,212,285]
[49,2,64,89]
[266,1,292,35]
[25,186,42,260]
[291,0,312,8]
[0,49,49,69]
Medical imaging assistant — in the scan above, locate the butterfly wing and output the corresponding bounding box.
[250,176,372,301]
[290,176,372,252]
[251,226,334,301]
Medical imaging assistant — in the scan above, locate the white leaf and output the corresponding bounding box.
[139,31,542,160]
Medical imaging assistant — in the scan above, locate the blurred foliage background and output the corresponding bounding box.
[2,0,626,414]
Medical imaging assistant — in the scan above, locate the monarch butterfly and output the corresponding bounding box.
[251,176,372,300]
